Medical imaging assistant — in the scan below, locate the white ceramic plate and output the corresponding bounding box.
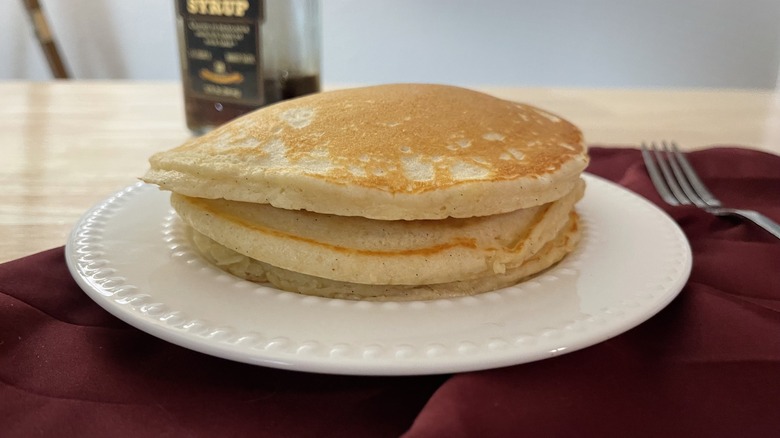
[66,174,691,376]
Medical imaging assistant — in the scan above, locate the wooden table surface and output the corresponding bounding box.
[2,81,779,263]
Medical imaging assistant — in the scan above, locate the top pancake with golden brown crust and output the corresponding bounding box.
[143,83,588,220]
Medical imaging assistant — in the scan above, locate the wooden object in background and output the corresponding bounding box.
[22,0,69,79]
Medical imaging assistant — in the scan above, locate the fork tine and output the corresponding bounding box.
[641,142,681,205]
[641,142,780,240]
[662,141,707,208]
[669,142,722,207]
[650,142,691,205]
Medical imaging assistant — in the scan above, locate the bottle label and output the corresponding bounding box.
[178,0,264,104]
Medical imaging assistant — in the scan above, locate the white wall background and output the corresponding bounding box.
[2,0,779,88]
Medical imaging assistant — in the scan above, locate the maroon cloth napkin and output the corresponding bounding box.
[2,147,779,437]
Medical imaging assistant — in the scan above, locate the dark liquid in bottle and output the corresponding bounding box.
[184,74,320,134]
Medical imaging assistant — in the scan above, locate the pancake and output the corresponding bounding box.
[142,83,589,300]
[185,213,581,301]
[170,178,584,286]
[143,83,588,220]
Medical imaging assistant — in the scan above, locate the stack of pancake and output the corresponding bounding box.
[142,84,589,300]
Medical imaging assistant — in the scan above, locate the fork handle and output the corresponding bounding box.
[733,209,780,240]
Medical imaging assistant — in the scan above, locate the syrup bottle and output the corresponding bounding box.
[175,0,321,134]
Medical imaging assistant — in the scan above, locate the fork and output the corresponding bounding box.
[641,141,780,240]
